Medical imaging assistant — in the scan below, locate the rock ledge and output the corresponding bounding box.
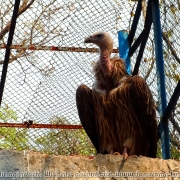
[0,149,179,180]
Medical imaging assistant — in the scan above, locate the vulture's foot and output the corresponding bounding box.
[109,150,121,155]
[128,155,138,158]
[122,147,138,160]
[122,147,128,161]
[123,153,128,160]
[122,147,139,161]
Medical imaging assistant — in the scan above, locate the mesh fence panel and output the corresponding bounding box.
[0,0,179,159]
[159,0,180,160]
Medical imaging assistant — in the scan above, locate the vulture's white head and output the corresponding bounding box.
[84,31,113,55]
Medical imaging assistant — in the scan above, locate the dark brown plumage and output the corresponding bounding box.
[76,31,158,158]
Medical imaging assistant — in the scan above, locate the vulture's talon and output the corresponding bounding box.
[130,155,138,158]
[123,152,128,161]
[123,154,138,160]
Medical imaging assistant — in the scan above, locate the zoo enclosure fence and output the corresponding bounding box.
[0,0,179,159]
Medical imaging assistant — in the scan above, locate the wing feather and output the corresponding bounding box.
[110,75,158,157]
[131,76,157,157]
[76,84,100,153]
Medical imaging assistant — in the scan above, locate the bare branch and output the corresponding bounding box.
[0,50,33,65]
[162,32,180,64]
[144,58,155,80]
[145,39,155,80]
[170,137,180,149]
[142,0,146,22]
[18,0,35,16]
[169,116,180,135]
[0,0,35,40]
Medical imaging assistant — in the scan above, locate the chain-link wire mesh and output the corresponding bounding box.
[159,0,180,160]
[0,0,179,159]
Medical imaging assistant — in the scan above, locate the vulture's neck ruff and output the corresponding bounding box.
[84,31,113,75]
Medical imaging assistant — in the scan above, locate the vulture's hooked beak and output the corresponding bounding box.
[84,36,93,43]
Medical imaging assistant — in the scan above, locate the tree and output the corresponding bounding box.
[35,116,96,155]
[0,0,73,68]
[0,105,30,150]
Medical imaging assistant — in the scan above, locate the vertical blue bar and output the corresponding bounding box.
[118,30,131,75]
[152,0,170,159]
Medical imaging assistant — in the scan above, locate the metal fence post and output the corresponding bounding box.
[152,0,170,159]
[118,30,131,75]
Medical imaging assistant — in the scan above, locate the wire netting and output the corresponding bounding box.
[0,0,179,159]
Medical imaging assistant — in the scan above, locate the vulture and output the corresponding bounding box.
[76,31,158,158]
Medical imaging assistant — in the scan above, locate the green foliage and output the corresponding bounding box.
[156,141,163,159]
[35,116,96,155]
[0,106,30,150]
[2,108,178,159]
[170,144,180,160]
[0,108,96,155]
[0,106,17,122]
[156,140,180,160]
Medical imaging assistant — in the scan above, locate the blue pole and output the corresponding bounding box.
[152,0,170,159]
[118,30,131,75]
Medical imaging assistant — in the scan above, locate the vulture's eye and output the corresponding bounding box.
[96,34,103,38]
